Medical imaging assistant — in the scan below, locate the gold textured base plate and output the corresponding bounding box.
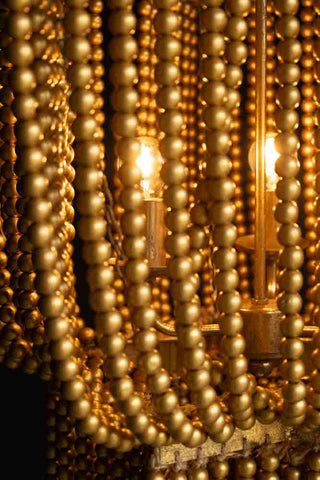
[156,420,290,467]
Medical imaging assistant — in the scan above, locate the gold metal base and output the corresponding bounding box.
[155,420,290,467]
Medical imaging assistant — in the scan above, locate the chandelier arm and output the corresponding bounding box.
[154,318,221,337]
[273,0,307,426]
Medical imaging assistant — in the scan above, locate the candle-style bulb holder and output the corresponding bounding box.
[128,137,167,271]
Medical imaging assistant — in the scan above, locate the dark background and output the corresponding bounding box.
[0,366,47,478]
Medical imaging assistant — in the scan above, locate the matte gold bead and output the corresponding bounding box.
[55,357,79,382]
[276,63,300,85]
[200,33,225,57]
[64,10,91,35]
[155,62,179,86]
[108,11,136,35]
[65,37,91,62]
[276,15,300,40]
[111,376,134,401]
[277,39,302,63]
[211,421,234,443]
[237,458,257,477]
[138,350,161,374]
[201,57,226,81]
[200,8,228,33]
[307,453,320,472]
[274,0,299,15]
[281,359,305,381]
[147,369,170,395]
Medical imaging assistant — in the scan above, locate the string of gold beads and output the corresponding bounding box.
[179,1,197,206]
[3,0,54,376]
[152,0,218,446]
[274,0,307,427]
[237,456,257,480]
[0,29,23,363]
[135,0,173,326]
[0,77,20,275]
[307,0,320,430]
[13,0,67,378]
[65,0,137,447]
[284,466,301,480]
[0,63,19,364]
[107,0,202,447]
[222,0,255,430]
[181,2,212,307]
[193,24,215,317]
[136,0,158,138]
[7,0,110,448]
[209,457,229,480]
[306,452,320,480]
[55,398,75,479]
[300,0,317,322]
[245,4,256,233]
[200,0,254,432]
[89,0,105,134]
[107,0,173,438]
[155,0,229,444]
[258,450,280,480]
[229,106,250,299]
[0,215,16,363]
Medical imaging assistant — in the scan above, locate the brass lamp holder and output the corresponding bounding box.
[236,232,308,376]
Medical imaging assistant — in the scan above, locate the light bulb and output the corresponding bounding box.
[249,136,279,191]
[134,137,164,199]
[117,137,167,268]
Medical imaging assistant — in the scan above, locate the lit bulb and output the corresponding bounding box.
[117,137,167,267]
[135,137,164,199]
[249,136,279,191]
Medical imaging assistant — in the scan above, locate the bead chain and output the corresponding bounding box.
[200,0,254,431]
[300,0,317,322]
[274,0,307,426]
[155,0,231,443]
[108,0,204,447]
[64,0,134,448]
[307,0,320,431]
[258,451,280,480]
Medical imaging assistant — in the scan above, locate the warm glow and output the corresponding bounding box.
[136,142,155,194]
[249,136,279,191]
[135,137,164,199]
[265,137,278,191]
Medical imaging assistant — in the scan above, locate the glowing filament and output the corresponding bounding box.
[135,138,164,199]
[249,136,279,191]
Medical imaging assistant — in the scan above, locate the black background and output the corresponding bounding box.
[0,366,47,478]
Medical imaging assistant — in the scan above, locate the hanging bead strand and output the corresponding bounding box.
[200,0,254,430]
[155,0,232,444]
[274,0,306,426]
[300,0,317,322]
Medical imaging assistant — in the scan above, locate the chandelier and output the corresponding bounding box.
[2,0,320,477]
